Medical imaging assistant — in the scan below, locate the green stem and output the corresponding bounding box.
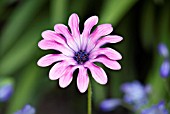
[88,82,92,114]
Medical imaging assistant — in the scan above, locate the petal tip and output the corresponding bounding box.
[79,88,86,93]
[49,70,59,80]
[37,60,41,67]
[100,79,108,85]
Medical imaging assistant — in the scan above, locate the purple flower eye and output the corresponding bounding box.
[158,43,169,58]
[160,60,170,78]
[37,13,123,93]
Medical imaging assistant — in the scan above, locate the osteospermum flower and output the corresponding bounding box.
[37,13,123,93]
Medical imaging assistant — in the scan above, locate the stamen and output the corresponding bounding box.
[74,50,89,64]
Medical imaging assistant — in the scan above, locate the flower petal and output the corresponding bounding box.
[54,24,78,51]
[91,56,121,70]
[68,13,81,48]
[38,40,74,56]
[37,54,70,67]
[84,62,107,84]
[49,62,68,80]
[94,35,123,50]
[86,24,113,52]
[77,66,89,93]
[42,30,66,45]
[59,66,78,88]
[81,16,98,50]
[49,60,76,80]
[90,24,113,40]
[89,48,122,60]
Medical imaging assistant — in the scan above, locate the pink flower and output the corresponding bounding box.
[37,13,123,93]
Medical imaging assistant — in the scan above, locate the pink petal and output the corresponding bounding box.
[84,62,107,84]
[42,30,66,45]
[81,16,98,50]
[59,66,78,88]
[89,48,122,60]
[86,24,113,52]
[91,56,121,70]
[54,24,79,52]
[94,35,123,50]
[49,59,77,80]
[77,66,89,93]
[68,13,81,48]
[49,61,69,80]
[90,24,113,40]
[37,54,70,67]
[38,40,74,56]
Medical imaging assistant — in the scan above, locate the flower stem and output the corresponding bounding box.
[88,82,92,114]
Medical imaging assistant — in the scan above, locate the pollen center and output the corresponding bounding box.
[74,50,89,64]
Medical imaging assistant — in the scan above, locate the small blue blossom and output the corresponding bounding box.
[160,59,170,78]
[0,84,13,102]
[0,78,14,102]
[158,43,169,58]
[121,81,150,109]
[141,101,169,114]
[14,104,36,114]
[100,98,121,112]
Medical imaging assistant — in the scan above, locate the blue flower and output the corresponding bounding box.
[121,81,151,109]
[158,43,169,58]
[141,101,169,114]
[100,98,121,112]
[0,79,13,102]
[160,59,170,78]
[14,104,36,114]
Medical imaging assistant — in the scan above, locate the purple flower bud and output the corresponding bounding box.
[160,60,170,78]
[100,99,121,112]
[0,84,13,102]
[141,101,168,114]
[14,104,36,114]
[158,43,169,58]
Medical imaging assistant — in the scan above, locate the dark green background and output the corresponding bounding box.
[0,0,170,114]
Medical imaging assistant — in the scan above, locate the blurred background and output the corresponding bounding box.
[0,0,170,114]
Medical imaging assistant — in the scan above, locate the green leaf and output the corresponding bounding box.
[147,1,170,103]
[99,0,138,26]
[140,1,155,50]
[50,0,68,25]
[0,0,47,55]
[6,63,42,114]
[0,16,49,75]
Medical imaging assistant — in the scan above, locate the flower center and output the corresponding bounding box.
[74,50,89,64]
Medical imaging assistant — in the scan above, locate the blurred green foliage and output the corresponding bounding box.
[0,0,170,114]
